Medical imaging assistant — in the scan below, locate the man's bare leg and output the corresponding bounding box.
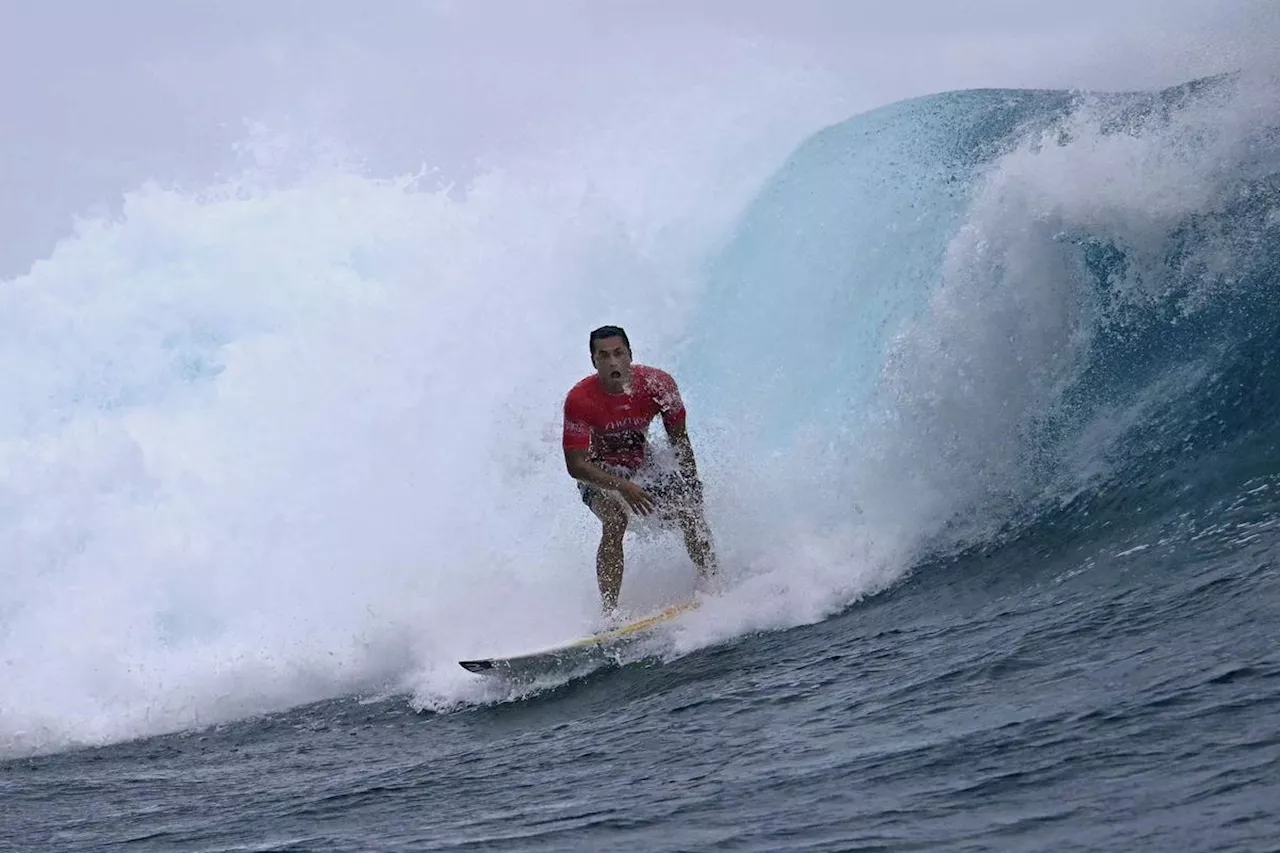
[675,500,718,591]
[589,494,629,611]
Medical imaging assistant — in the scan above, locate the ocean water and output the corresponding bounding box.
[3,68,1280,851]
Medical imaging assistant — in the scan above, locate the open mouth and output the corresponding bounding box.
[610,370,622,378]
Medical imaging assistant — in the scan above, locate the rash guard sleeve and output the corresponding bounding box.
[562,390,593,453]
[650,369,687,432]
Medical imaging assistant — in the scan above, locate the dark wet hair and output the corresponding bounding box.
[589,325,630,355]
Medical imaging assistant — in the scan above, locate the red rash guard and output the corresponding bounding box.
[563,364,686,471]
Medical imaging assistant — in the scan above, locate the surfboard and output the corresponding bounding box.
[458,598,699,677]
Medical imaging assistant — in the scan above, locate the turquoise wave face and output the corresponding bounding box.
[685,89,1075,444]
[683,72,1280,558]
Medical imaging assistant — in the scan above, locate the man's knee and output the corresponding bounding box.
[603,515,628,540]
[592,496,628,534]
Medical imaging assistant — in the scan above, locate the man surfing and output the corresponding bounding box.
[563,325,718,615]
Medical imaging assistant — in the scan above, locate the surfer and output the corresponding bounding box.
[563,325,718,614]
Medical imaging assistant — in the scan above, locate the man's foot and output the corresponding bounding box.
[597,606,627,632]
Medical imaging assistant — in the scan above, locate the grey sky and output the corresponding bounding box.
[3,0,1276,278]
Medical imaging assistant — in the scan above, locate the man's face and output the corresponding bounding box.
[592,336,632,391]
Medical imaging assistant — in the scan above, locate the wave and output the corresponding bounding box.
[685,70,1280,574]
[3,69,1277,756]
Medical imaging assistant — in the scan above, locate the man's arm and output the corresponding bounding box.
[562,392,629,491]
[653,370,704,499]
[665,421,705,503]
[562,388,655,514]
[564,448,629,491]
[565,448,657,515]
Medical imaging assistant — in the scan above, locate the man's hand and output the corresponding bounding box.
[618,481,657,516]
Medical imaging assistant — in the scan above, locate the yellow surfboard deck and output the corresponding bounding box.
[459,598,699,676]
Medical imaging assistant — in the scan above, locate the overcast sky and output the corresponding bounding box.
[3,0,1277,278]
